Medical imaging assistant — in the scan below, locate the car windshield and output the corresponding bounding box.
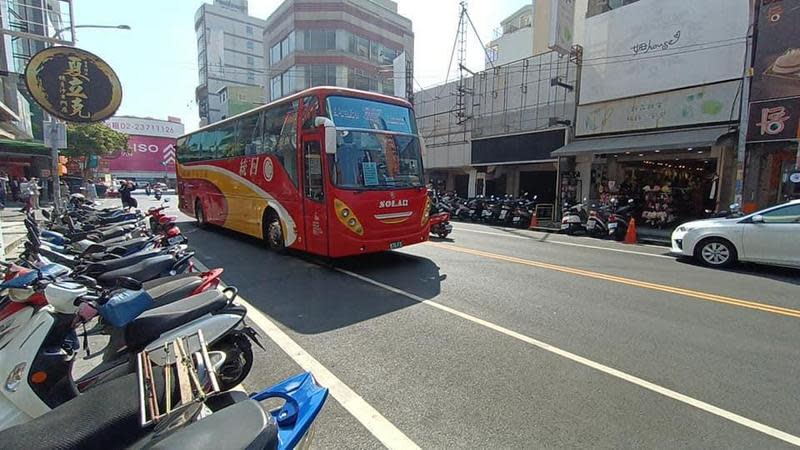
[326,96,422,189]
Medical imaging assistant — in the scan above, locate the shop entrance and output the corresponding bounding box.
[598,150,720,230]
[519,171,557,203]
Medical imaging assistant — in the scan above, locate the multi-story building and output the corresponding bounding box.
[195,0,266,125]
[552,0,748,233]
[263,0,413,102]
[485,4,534,68]
[418,3,577,209]
[219,85,266,118]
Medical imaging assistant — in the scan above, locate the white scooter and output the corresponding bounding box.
[0,267,257,431]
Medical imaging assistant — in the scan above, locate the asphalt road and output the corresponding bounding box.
[134,193,800,449]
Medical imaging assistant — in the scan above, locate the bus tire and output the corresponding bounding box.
[195,199,208,229]
[264,210,285,252]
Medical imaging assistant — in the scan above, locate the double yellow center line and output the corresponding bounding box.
[427,242,800,319]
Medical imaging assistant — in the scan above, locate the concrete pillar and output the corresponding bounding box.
[467,168,478,198]
[575,155,592,202]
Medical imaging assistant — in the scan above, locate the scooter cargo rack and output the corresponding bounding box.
[137,330,220,426]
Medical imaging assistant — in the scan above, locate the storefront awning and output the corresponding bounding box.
[0,139,50,157]
[551,126,734,157]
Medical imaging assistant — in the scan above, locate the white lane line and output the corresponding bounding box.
[192,259,420,450]
[334,267,800,447]
[454,227,673,259]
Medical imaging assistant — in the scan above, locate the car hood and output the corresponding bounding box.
[678,217,740,230]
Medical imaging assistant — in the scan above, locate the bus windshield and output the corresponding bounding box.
[326,96,423,189]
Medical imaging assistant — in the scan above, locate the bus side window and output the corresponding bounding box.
[304,140,324,201]
[276,100,299,187]
[238,113,261,156]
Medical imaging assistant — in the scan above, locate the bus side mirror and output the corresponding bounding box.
[314,116,337,155]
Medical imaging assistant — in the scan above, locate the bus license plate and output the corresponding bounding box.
[390,241,403,249]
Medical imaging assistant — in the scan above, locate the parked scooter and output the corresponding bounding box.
[561,199,588,235]
[0,271,258,430]
[607,198,637,241]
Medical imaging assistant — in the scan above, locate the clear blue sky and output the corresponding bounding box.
[73,0,530,131]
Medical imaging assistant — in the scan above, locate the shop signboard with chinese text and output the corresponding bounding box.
[750,0,800,102]
[24,47,122,123]
[580,0,748,105]
[746,97,800,142]
[577,80,740,136]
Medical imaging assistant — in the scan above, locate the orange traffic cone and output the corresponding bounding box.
[528,213,539,229]
[623,218,637,244]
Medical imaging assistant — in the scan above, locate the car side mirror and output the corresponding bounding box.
[315,116,337,155]
[751,214,764,223]
[115,276,143,291]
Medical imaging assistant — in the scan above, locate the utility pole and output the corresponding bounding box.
[734,0,758,206]
[45,119,66,213]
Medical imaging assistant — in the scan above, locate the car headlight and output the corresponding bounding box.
[676,226,687,233]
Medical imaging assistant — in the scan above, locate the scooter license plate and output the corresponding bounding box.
[586,221,596,230]
[499,210,508,219]
[167,235,186,245]
[389,241,403,249]
[608,223,618,230]
[561,223,569,229]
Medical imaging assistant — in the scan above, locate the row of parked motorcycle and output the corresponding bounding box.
[432,194,542,229]
[0,194,327,449]
[561,197,638,241]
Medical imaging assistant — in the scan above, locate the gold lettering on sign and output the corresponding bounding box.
[58,56,92,119]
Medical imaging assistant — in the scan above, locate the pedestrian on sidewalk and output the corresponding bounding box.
[0,182,6,209]
[10,178,19,202]
[18,177,30,212]
[28,177,41,210]
[85,178,98,202]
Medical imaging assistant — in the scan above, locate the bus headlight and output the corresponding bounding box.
[334,199,364,236]
[421,197,431,226]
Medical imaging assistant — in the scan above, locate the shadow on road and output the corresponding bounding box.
[181,220,443,335]
[675,257,800,286]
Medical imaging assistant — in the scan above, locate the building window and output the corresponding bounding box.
[307,64,337,86]
[271,75,281,101]
[304,29,336,50]
[246,25,253,35]
[270,43,281,65]
[246,40,254,50]
[247,71,255,82]
[269,32,295,65]
[247,56,254,66]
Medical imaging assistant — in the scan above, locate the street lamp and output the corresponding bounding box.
[52,24,131,42]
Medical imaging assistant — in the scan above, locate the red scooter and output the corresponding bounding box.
[429,211,453,239]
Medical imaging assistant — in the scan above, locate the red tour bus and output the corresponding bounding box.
[175,87,429,257]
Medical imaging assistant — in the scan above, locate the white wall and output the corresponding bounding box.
[487,26,534,68]
[579,0,748,105]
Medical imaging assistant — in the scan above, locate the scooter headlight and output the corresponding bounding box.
[5,362,26,392]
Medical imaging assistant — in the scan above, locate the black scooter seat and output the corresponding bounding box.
[143,276,203,307]
[96,254,175,286]
[83,249,163,276]
[125,290,227,351]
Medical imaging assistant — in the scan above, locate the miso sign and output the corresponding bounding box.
[24,46,122,123]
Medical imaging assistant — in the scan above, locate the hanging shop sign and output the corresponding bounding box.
[577,80,740,136]
[548,0,576,55]
[24,46,122,123]
[746,97,800,142]
[750,0,800,101]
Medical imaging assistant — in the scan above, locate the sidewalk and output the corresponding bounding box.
[1,202,48,258]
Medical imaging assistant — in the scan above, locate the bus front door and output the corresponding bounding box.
[302,137,328,256]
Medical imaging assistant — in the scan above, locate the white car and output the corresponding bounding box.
[671,199,800,269]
